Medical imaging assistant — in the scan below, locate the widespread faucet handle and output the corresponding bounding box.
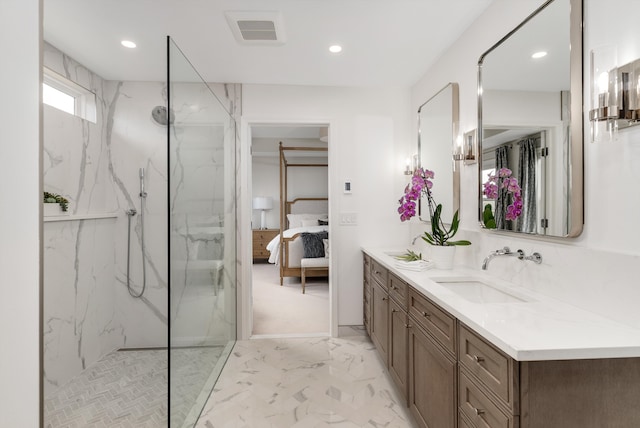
[524,252,543,264]
[497,246,511,254]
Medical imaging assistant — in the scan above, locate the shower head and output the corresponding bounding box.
[151,105,175,126]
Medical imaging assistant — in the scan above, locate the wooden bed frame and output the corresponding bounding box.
[278,142,328,285]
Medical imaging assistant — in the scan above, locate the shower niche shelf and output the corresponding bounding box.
[44,213,118,223]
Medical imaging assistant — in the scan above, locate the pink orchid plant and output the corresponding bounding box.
[482,167,523,228]
[398,167,471,246]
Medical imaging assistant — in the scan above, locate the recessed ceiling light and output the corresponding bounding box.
[531,51,547,59]
[329,45,342,54]
[121,40,137,49]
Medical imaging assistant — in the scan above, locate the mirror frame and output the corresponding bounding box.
[417,82,460,223]
[477,0,583,238]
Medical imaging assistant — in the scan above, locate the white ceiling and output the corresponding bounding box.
[43,0,495,87]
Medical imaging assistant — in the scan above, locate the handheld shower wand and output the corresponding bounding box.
[139,168,147,198]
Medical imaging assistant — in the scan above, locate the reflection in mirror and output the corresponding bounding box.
[418,83,460,223]
[478,0,583,237]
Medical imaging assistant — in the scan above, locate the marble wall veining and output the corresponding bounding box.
[43,41,241,397]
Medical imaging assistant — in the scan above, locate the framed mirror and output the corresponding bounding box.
[418,82,460,223]
[478,0,583,238]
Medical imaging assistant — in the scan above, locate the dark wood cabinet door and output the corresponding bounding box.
[409,324,457,428]
[389,298,409,403]
[371,281,389,365]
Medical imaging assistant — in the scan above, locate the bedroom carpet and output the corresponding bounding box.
[252,262,329,336]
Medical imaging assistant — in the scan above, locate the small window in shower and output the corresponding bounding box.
[43,67,97,123]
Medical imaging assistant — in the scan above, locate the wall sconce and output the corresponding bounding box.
[453,130,477,164]
[404,154,419,175]
[590,46,640,142]
[252,196,273,230]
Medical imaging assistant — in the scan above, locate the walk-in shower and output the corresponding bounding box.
[42,34,237,428]
[125,167,148,298]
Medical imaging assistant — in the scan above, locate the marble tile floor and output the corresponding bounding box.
[44,346,225,428]
[195,335,417,428]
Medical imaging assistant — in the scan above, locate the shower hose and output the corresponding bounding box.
[126,196,146,298]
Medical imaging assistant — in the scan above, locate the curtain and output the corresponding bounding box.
[494,146,509,230]
[517,138,537,233]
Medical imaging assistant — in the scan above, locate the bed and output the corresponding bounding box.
[268,143,329,285]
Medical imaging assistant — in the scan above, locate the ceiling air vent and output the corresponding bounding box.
[225,11,286,45]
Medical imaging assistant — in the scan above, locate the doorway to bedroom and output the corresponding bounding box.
[250,124,330,337]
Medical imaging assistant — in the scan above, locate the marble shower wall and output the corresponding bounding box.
[43,42,241,396]
[43,43,123,396]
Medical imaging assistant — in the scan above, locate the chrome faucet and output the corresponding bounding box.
[411,233,423,245]
[482,246,542,270]
[482,247,522,270]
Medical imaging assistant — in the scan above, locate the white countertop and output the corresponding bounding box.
[364,247,640,361]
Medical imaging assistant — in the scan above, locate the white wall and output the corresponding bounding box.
[0,0,41,425]
[410,0,640,330]
[242,84,413,327]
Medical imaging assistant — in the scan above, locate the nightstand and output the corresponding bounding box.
[252,229,279,263]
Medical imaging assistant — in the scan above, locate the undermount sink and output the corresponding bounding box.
[432,277,529,304]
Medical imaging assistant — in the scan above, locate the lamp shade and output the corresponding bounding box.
[252,196,273,210]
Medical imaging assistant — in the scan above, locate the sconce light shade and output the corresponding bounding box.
[404,154,419,175]
[590,46,619,143]
[462,129,477,165]
[587,46,640,142]
[452,131,477,164]
[253,196,273,229]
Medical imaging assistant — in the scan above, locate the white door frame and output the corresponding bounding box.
[238,117,337,340]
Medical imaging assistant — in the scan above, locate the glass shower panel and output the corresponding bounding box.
[168,37,237,427]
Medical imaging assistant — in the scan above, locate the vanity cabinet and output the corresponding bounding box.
[362,252,640,428]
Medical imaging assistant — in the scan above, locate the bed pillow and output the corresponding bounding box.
[287,213,328,228]
[301,231,329,258]
[301,219,318,227]
[318,219,329,226]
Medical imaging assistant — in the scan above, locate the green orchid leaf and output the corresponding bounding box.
[483,204,496,229]
[448,239,472,246]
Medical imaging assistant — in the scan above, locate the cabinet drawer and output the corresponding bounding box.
[459,370,515,428]
[409,289,456,355]
[371,260,388,289]
[459,324,517,410]
[253,248,271,258]
[388,273,408,310]
[253,230,278,242]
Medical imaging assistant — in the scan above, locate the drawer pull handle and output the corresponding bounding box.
[473,407,485,416]
[405,323,411,329]
[391,308,397,313]
[382,297,388,301]
[421,311,431,318]
[472,355,485,363]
